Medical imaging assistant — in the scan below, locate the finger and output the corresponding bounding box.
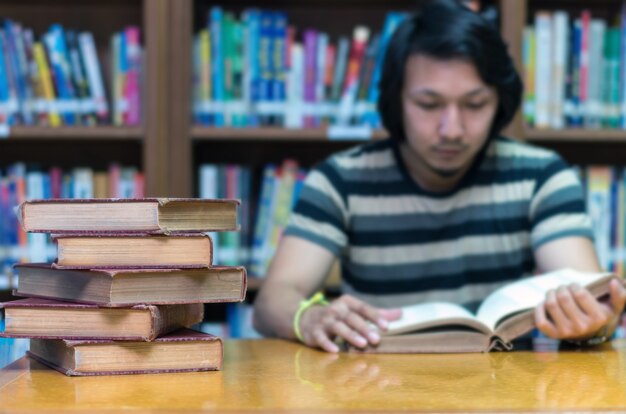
[610,279,626,315]
[328,300,352,321]
[325,318,368,349]
[343,312,381,344]
[557,285,592,324]
[535,303,558,338]
[569,283,611,324]
[342,296,388,329]
[312,327,340,353]
[544,289,572,333]
[379,308,403,324]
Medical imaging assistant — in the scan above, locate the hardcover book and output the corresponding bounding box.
[17,198,239,234]
[27,329,223,376]
[0,298,203,341]
[350,268,619,353]
[52,233,213,269]
[14,263,247,306]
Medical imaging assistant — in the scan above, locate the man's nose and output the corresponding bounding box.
[438,105,464,141]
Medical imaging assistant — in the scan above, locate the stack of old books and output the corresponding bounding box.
[0,198,246,376]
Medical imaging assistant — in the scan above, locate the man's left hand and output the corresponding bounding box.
[535,279,626,340]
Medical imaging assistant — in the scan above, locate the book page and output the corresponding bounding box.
[385,302,492,336]
[476,268,612,331]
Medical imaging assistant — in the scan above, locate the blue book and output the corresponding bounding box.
[258,11,274,126]
[44,24,76,125]
[0,30,12,125]
[272,12,288,126]
[210,7,225,127]
[4,20,34,125]
[362,12,406,127]
[244,9,261,127]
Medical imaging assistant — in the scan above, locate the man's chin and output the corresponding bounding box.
[429,165,465,178]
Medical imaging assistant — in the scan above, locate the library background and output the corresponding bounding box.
[1,0,626,352]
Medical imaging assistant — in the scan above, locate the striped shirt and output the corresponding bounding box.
[284,136,593,310]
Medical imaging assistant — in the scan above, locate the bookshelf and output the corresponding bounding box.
[0,0,171,196]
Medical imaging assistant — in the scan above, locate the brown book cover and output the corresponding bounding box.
[52,233,213,269]
[0,298,204,341]
[17,198,240,234]
[27,328,223,376]
[346,269,618,353]
[14,263,247,306]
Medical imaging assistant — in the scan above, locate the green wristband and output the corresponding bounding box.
[293,292,329,343]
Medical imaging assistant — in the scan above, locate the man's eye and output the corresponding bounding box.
[417,102,440,110]
[466,102,487,110]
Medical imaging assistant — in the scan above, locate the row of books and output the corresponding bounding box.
[191,7,406,129]
[1,198,244,375]
[523,8,626,129]
[0,20,142,128]
[583,165,626,274]
[198,160,305,276]
[0,163,143,269]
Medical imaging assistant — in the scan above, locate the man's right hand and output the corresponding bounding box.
[298,294,402,353]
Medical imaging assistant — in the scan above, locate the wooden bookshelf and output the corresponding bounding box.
[524,128,626,143]
[191,127,389,141]
[5,126,143,140]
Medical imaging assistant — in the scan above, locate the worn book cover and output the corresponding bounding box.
[0,298,204,341]
[27,329,223,376]
[52,233,213,269]
[18,198,240,234]
[14,263,247,306]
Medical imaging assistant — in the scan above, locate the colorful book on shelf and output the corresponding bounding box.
[27,328,223,376]
[1,298,203,341]
[14,263,247,306]
[347,269,617,354]
[17,198,239,234]
[78,31,109,123]
[52,233,213,269]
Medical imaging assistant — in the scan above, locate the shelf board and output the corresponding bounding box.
[4,126,143,140]
[191,127,389,142]
[524,128,626,143]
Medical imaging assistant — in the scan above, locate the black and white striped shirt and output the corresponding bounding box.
[284,136,593,310]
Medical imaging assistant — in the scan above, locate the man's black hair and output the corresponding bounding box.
[377,0,523,141]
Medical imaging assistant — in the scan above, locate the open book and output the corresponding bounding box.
[353,268,619,353]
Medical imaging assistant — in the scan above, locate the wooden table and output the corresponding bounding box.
[1,338,626,413]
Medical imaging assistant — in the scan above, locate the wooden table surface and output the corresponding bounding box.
[1,338,626,413]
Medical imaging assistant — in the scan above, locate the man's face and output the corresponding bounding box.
[401,55,499,181]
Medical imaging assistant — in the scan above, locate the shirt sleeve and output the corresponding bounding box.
[529,155,594,249]
[283,160,349,256]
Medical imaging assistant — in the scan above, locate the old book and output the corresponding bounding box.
[27,329,223,376]
[352,269,618,353]
[17,198,239,233]
[0,298,203,341]
[14,263,246,306]
[53,233,213,269]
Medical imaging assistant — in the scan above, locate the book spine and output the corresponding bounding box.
[78,32,108,123]
[272,12,288,126]
[211,7,225,127]
[302,29,317,128]
[533,11,551,129]
[124,26,141,126]
[362,12,406,127]
[150,303,205,341]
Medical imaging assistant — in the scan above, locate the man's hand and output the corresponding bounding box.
[298,294,402,353]
[535,279,626,341]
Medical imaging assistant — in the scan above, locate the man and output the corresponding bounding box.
[253,0,626,352]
